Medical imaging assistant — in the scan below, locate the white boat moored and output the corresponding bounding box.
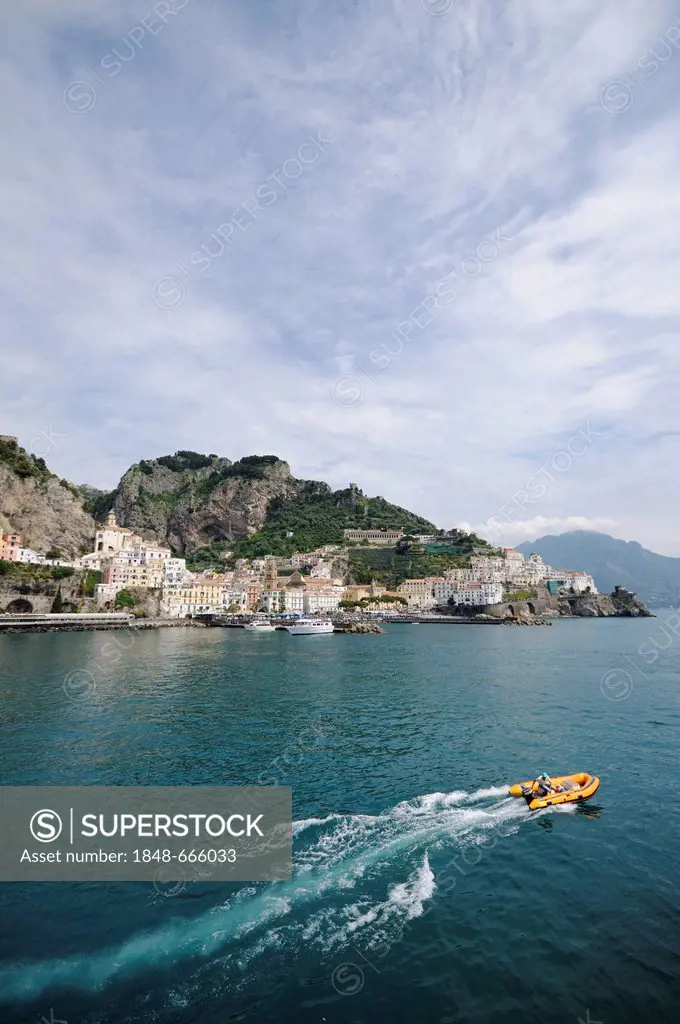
[283,618,335,636]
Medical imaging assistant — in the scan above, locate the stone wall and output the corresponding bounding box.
[445,595,558,619]
[0,572,97,615]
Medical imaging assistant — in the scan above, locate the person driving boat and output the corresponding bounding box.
[534,773,564,796]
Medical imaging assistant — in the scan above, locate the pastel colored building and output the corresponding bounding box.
[0,532,22,562]
[163,578,230,618]
[397,577,443,609]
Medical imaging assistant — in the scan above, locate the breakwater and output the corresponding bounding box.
[0,615,203,634]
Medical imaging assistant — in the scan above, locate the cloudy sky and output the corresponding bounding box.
[2,0,680,552]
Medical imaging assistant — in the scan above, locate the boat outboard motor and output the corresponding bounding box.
[520,783,535,805]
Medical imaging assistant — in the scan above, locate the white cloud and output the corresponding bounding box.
[1,0,679,552]
[459,516,619,547]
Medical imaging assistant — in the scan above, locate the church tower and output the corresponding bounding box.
[263,558,278,590]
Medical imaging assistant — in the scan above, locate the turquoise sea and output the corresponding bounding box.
[1,619,679,1023]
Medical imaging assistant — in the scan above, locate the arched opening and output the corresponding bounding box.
[97,541,103,551]
[527,602,536,615]
[507,604,515,617]
[6,598,33,613]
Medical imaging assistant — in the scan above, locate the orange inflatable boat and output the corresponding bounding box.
[508,772,600,810]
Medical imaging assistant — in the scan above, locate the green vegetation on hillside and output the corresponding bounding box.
[0,438,52,483]
[81,570,102,596]
[78,485,114,520]
[340,594,408,609]
[230,485,437,559]
[155,451,217,473]
[0,439,88,503]
[0,561,75,581]
[186,543,232,571]
[49,566,75,580]
[204,455,283,486]
[349,550,465,586]
[72,451,445,565]
[135,452,279,489]
[347,531,494,586]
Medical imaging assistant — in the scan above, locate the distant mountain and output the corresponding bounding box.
[517,531,680,607]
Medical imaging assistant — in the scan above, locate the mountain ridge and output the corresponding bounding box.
[517,531,680,607]
[107,451,439,556]
[1,443,439,558]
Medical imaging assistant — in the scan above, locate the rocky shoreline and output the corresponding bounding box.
[558,587,654,618]
[444,586,654,624]
[0,587,653,634]
[502,617,552,626]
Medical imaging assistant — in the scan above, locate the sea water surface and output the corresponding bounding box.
[0,619,679,1023]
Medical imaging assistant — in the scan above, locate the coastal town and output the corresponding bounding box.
[1,516,598,618]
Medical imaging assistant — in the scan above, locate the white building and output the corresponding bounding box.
[450,582,504,607]
[343,529,404,545]
[470,556,506,582]
[94,582,120,606]
[261,590,284,614]
[83,512,173,570]
[290,553,319,568]
[563,572,597,594]
[225,587,250,611]
[303,589,341,614]
[164,558,188,585]
[283,589,305,614]
[432,579,459,604]
[18,548,46,564]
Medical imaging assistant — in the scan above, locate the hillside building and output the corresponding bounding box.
[0,532,22,561]
[343,529,404,544]
[450,582,504,606]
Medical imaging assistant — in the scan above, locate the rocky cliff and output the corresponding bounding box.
[447,587,653,621]
[104,452,437,556]
[1,441,438,559]
[109,453,305,553]
[0,439,96,556]
[557,586,653,617]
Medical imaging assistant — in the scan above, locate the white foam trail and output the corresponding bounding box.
[465,785,510,800]
[0,785,535,1005]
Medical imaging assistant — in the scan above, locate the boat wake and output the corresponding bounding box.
[0,785,569,1010]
